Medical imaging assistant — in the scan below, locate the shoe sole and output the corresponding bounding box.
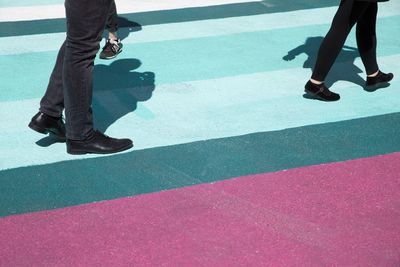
[365,82,391,92]
[29,122,66,140]
[28,121,48,135]
[365,74,394,91]
[304,89,340,102]
[67,142,133,155]
[99,49,122,60]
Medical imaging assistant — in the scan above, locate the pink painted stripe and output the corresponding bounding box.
[1,153,400,266]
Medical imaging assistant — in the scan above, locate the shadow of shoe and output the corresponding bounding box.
[36,134,66,147]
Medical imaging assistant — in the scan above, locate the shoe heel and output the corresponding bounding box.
[28,122,48,135]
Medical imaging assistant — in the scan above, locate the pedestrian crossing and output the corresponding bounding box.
[0,1,399,265]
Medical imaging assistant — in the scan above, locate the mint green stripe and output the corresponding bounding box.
[1,56,399,170]
[1,15,399,102]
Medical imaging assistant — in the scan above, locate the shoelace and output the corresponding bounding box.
[111,44,120,53]
[108,39,120,51]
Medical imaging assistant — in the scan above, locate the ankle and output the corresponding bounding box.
[367,70,379,77]
[108,31,118,40]
[310,79,323,85]
[107,38,118,44]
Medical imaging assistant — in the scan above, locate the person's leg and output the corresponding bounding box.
[39,41,66,117]
[29,41,66,138]
[356,3,394,90]
[108,31,118,40]
[100,0,122,59]
[63,0,133,154]
[305,0,370,101]
[106,0,119,39]
[63,0,112,140]
[356,3,379,76]
[311,0,369,82]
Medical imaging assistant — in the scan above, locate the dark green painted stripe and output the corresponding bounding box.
[1,112,400,217]
[1,0,338,37]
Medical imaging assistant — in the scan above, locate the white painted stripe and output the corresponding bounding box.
[1,4,400,56]
[0,54,398,170]
[0,0,261,22]
[0,0,62,8]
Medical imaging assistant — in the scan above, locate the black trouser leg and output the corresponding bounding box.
[356,3,379,75]
[63,0,114,140]
[106,0,118,33]
[40,41,66,117]
[311,0,371,81]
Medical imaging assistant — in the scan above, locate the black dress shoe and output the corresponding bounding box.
[304,80,340,101]
[29,111,66,139]
[67,130,133,155]
[365,71,394,91]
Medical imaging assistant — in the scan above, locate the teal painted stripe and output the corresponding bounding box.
[0,0,339,37]
[0,7,339,56]
[1,15,399,102]
[1,112,400,217]
[2,3,399,56]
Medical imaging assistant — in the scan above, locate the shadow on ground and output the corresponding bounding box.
[92,58,155,132]
[36,58,155,147]
[102,17,142,41]
[283,36,367,91]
